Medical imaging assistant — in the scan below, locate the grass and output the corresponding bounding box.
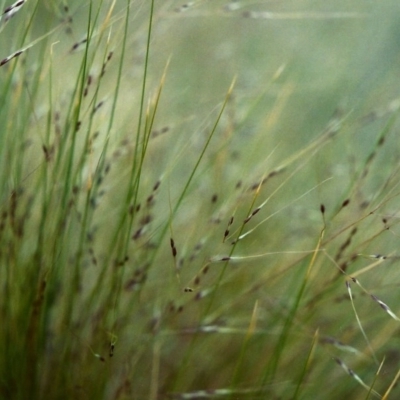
[1,0,400,399]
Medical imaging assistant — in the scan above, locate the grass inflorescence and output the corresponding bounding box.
[1,1,400,399]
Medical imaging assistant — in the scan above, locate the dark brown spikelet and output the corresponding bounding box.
[335,227,358,261]
[250,169,285,191]
[244,207,261,223]
[4,0,25,14]
[140,215,152,226]
[175,3,192,12]
[71,38,87,52]
[170,238,177,257]
[153,180,161,191]
[341,199,350,208]
[92,101,104,114]
[224,216,234,241]
[42,145,54,162]
[101,52,114,77]
[0,49,24,66]
[151,126,170,138]
[84,75,93,96]
[3,0,26,23]
[146,194,154,205]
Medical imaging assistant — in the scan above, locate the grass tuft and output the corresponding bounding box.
[1,1,400,399]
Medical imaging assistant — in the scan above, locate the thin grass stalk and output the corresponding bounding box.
[292,329,319,399]
[124,0,155,210]
[260,219,325,387]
